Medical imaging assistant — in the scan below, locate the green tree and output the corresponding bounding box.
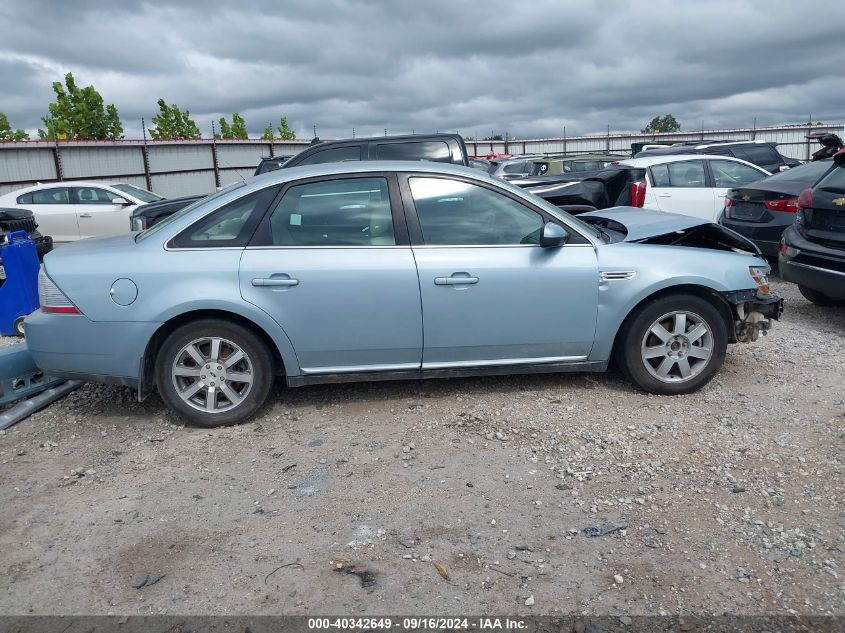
[0,112,29,141]
[483,134,504,141]
[277,116,296,140]
[642,114,681,134]
[38,73,123,140]
[216,112,248,139]
[149,99,201,139]
[261,124,274,140]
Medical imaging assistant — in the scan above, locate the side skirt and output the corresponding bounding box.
[286,360,608,388]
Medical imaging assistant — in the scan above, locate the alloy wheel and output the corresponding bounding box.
[171,337,254,413]
[640,310,714,383]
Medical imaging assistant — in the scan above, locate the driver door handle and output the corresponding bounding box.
[79,213,92,218]
[434,274,479,286]
[657,193,672,198]
[252,277,299,287]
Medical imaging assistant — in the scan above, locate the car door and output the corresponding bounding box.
[646,160,716,220]
[239,174,423,374]
[16,187,79,243]
[707,159,770,218]
[71,186,136,238]
[402,174,599,367]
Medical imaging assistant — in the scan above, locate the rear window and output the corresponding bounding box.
[17,188,69,204]
[373,141,452,163]
[763,160,832,184]
[295,146,362,166]
[816,165,845,192]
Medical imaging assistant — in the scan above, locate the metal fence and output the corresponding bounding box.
[465,123,845,162]
[0,138,310,196]
[0,122,842,198]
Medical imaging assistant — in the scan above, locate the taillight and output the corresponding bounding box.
[631,181,647,207]
[797,187,813,210]
[38,268,80,314]
[764,197,800,212]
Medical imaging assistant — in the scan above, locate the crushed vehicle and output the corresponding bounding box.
[130,194,206,231]
[26,161,782,427]
[635,140,800,173]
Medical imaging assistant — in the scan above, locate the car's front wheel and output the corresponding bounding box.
[798,285,845,307]
[616,294,728,395]
[155,319,274,427]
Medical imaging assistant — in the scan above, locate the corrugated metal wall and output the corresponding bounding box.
[0,139,311,196]
[0,126,842,197]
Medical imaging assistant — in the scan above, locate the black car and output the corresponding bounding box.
[779,151,845,306]
[130,194,205,231]
[719,160,835,257]
[516,165,648,214]
[636,140,800,174]
[282,133,470,168]
[0,207,52,258]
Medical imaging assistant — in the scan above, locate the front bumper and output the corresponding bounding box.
[24,310,160,388]
[722,288,783,342]
[779,225,845,300]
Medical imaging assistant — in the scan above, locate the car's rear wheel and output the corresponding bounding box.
[13,316,26,337]
[798,285,845,307]
[155,319,274,427]
[616,294,728,395]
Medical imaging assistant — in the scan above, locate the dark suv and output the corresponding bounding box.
[636,140,800,173]
[281,133,470,169]
[779,150,845,306]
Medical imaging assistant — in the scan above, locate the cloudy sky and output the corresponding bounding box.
[1,0,843,140]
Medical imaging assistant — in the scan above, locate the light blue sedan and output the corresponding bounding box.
[26,162,783,426]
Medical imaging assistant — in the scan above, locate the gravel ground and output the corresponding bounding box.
[0,279,842,617]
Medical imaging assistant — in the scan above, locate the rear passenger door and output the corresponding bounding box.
[16,187,79,243]
[239,174,423,374]
[647,160,716,220]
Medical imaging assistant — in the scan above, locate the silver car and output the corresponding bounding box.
[26,162,782,427]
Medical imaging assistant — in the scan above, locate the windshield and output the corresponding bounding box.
[112,183,163,203]
[135,183,243,242]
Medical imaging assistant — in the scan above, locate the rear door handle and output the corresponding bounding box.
[657,193,672,198]
[434,274,479,286]
[79,213,92,218]
[252,277,299,287]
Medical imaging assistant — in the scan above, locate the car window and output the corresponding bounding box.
[74,187,121,204]
[651,161,706,188]
[295,146,362,166]
[373,141,451,163]
[171,185,279,248]
[737,145,780,167]
[502,161,526,174]
[112,183,162,203]
[266,177,393,246]
[816,165,845,192]
[709,160,767,188]
[763,160,830,184]
[409,176,544,246]
[17,187,69,204]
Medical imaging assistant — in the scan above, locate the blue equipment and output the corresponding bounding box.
[0,230,41,336]
[0,343,62,408]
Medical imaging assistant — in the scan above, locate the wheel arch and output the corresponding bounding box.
[610,284,736,360]
[138,308,295,400]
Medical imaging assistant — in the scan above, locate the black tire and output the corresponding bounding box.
[13,316,26,337]
[155,319,274,427]
[798,285,845,307]
[615,294,728,395]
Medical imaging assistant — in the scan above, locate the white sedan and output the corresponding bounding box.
[0,182,162,243]
[618,154,770,221]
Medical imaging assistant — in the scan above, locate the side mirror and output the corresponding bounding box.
[112,197,131,205]
[539,222,569,248]
[777,165,791,172]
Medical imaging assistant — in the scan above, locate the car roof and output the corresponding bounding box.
[619,154,767,170]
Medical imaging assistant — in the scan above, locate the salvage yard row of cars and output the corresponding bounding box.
[2,132,843,426]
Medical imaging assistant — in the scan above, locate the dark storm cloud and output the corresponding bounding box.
[0,0,842,139]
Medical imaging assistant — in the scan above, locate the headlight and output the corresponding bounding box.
[749,266,771,294]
